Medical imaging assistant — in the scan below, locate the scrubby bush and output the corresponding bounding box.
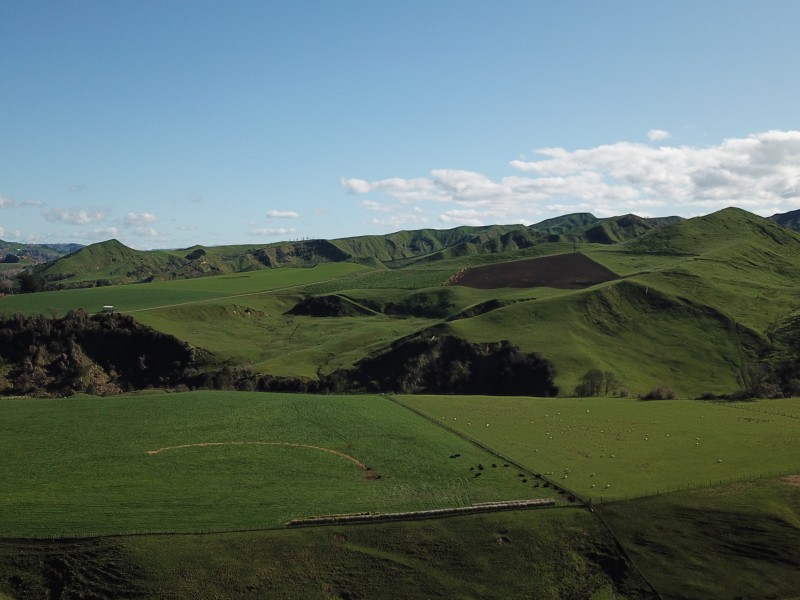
[574,369,622,397]
[641,384,677,400]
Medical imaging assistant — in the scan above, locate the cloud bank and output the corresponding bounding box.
[43,207,109,225]
[344,130,800,227]
[267,210,300,219]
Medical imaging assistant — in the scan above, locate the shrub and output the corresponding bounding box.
[641,384,677,400]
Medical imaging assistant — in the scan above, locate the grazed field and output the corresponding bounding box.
[400,395,800,501]
[0,391,561,537]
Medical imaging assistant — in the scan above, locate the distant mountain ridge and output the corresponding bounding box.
[769,208,800,232]
[31,212,686,289]
[0,239,82,263]
[24,206,798,290]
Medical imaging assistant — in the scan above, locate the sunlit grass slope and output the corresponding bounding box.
[0,391,560,537]
[401,395,800,501]
[0,262,370,316]
[446,279,749,396]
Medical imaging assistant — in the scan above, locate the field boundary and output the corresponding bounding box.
[383,394,585,504]
[384,394,664,599]
[287,498,556,526]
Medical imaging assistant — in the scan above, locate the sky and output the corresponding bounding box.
[2,1,800,250]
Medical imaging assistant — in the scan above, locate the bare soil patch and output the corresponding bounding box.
[783,475,800,487]
[449,253,619,289]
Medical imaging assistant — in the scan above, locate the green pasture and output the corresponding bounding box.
[446,279,747,396]
[0,263,370,316]
[302,267,455,293]
[601,475,800,600]
[401,395,800,501]
[0,391,560,537]
[0,508,652,600]
[134,295,434,375]
[581,246,694,277]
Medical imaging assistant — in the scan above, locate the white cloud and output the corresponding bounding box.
[43,207,109,225]
[438,209,485,227]
[69,227,120,242]
[361,200,396,212]
[177,224,199,231]
[267,210,300,219]
[130,226,158,237]
[1,195,44,209]
[370,216,429,228]
[647,129,671,141]
[250,227,297,237]
[124,212,158,226]
[345,130,800,227]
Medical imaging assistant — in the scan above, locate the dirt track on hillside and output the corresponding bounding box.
[449,253,618,289]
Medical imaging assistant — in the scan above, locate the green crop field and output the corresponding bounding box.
[0,391,562,537]
[0,262,370,316]
[401,395,800,501]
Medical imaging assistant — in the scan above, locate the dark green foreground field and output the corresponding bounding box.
[1,392,799,599]
[0,510,653,599]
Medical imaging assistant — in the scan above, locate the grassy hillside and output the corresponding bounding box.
[0,509,655,599]
[601,475,800,600]
[5,207,800,396]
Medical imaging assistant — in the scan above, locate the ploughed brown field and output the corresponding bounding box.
[449,252,619,289]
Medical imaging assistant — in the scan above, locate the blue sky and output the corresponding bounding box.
[2,1,799,249]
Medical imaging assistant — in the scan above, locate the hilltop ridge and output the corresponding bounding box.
[29,211,685,289]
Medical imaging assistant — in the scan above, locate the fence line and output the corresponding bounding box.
[287,498,557,527]
[383,394,588,505]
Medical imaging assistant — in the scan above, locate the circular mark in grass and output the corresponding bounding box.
[146,441,371,474]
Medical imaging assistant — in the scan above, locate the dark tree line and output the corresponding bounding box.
[0,310,198,396]
[326,334,559,396]
[0,312,558,398]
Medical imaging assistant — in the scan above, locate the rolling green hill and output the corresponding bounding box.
[28,212,682,289]
[4,207,800,398]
